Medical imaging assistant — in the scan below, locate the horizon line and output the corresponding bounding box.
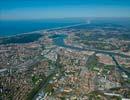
[0,16,130,21]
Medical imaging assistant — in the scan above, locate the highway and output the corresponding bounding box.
[111,55,130,78]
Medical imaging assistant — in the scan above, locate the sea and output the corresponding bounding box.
[0,18,130,37]
[0,18,85,37]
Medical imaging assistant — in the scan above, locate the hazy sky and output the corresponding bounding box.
[0,0,130,20]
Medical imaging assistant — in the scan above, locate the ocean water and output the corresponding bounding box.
[0,18,130,37]
[0,18,85,37]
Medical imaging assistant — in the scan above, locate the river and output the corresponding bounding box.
[53,34,130,77]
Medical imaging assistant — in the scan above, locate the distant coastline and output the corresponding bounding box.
[0,17,130,37]
[0,18,85,37]
[0,22,86,45]
[0,18,130,45]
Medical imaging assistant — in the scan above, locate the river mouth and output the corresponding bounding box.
[49,34,67,46]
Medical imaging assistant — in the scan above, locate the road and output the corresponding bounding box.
[111,55,130,78]
[32,55,62,100]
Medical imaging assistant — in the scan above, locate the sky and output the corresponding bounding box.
[0,0,130,20]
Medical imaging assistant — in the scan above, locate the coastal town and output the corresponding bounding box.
[0,23,130,100]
